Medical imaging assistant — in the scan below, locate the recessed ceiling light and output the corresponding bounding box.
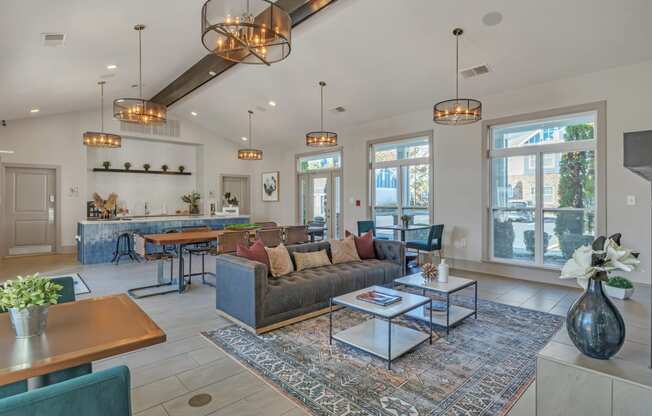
[191,111,198,116]
[106,64,118,70]
[482,11,503,26]
[208,71,217,76]
[268,101,277,107]
[30,108,40,113]
[241,137,248,141]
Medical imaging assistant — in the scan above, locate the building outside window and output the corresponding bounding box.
[368,134,432,239]
[488,110,598,268]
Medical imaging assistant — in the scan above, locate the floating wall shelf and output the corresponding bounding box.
[92,168,192,176]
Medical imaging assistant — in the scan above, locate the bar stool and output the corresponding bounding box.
[112,231,139,264]
[127,233,178,299]
[182,227,215,287]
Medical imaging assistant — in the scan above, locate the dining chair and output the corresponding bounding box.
[127,234,178,299]
[0,366,131,416]
[357,220,390,240]
[256,221,278,229]
[182,226,214,286]
[307,221,325,241]
[284,225,310,245]
[214,231,250,254]
[255,228,283,247]
[406,224,444,266]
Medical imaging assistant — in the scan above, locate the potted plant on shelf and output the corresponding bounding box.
[161,164,169,172]
[143,163,151,172]
[178,165,185,173]
[604,276,635,300]
[181,191,201,215]
[0,274,62,338]
[124,162,131,171]
[102,161,111,170]
[560,233,640,359]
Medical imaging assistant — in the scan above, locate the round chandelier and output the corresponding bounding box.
[238,110,263,160]
[433,28,482,125]
[306,81,338,147]
[84,81,122,148]
[114,25,167,125]
[201,0,291,65]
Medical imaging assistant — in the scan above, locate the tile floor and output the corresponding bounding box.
[3,255,650,415]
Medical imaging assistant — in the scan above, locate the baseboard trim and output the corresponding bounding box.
[58,245,77,254]
[217,305,345,334]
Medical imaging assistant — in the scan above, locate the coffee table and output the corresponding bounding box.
[394,273,477,335]
[329,286,432,370]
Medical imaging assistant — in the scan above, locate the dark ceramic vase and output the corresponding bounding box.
[566,275,625,360]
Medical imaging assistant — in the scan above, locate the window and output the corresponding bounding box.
[369,135,432,239]
[489,111,598,268]
[297,151,341,172]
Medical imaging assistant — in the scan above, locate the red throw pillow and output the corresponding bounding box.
[236,239,270,268]
[354,230,376,260]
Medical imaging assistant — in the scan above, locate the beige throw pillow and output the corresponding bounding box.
[265,244,294,277]
[330,236,361,264]
[294,250,331,271]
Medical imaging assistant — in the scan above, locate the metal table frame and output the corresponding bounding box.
[328,295,432,370]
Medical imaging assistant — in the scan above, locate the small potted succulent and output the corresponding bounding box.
[143,163,151,172]
[178,165,185,173]
[604,276,635,300]
[102,161,111,170]
[400,214,413,229]
[161,164,169,172]
[0,274,62,338]
[124,162,132,170]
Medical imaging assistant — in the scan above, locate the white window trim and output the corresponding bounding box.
[481,101,607,271]
[366,131,434,226]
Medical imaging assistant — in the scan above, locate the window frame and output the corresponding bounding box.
[482,102,606,270]
[366,131,435,234]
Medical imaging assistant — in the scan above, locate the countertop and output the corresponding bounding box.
[78,214,250,225]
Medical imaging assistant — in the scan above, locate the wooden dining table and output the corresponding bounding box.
[0,294,165,386]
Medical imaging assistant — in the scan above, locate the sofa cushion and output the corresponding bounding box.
[330,236,361,264]
[236,239,270,269]
[354,230,376,260]
[294,249,331,271]
[265,244,294,278]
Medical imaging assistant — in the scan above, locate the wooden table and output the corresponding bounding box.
[376,224,431,242]
[0,294,165,386]
[144,230,224,293]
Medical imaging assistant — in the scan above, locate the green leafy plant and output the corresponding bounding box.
[124,162,132,170]
[161,164,169,172]
[181,191,201,214]
[102,161,111,170]
[606,276,633,289]
[225,223,259,230]
[143,163,151,171]
[223,192,239,206]
[0,274,62,311]
[178,165,185,173]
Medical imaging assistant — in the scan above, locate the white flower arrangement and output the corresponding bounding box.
[560,233,640,288]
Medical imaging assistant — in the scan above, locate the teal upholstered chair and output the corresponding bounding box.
[0,366,131,416]
[406,224,444,266]
[357,220,389,240]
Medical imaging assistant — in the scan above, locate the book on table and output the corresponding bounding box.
[356,290,402,306]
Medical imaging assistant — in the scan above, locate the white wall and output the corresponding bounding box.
[275,60,652,284]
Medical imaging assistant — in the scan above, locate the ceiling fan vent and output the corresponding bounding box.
[330,106,346,114]
[460,64,490,79]
[41,33,66,47]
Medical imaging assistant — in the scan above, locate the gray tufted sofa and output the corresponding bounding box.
[215,240,404,333]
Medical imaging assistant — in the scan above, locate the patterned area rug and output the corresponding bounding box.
[203,296,563,416]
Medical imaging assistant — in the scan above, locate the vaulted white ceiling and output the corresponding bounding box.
[3,0,652,147]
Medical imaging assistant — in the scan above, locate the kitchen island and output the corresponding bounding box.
[76,214,250,264]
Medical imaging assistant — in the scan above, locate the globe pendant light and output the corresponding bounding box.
[433,28,482,125]
[113,25,167,125]
[202,0,291,66]
[83,81,122,148]
[238,110,263,160]
[306,81,337,147]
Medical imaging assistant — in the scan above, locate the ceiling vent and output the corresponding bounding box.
[330,106,346,114]
[460,64,490,79]
[41,33,66,47]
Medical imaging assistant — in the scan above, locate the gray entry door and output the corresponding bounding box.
[222,175,250,215]
[3,167,56,255]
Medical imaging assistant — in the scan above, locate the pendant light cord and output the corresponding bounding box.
[100,82,104,133]
[455,32,459,100]
[248,110,253,147]
[320,83,324,131]
[138,28,143,99]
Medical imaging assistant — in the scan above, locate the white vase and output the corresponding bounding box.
[437,259,449,283]
[604,284,634,300]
